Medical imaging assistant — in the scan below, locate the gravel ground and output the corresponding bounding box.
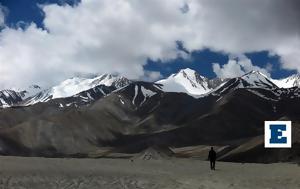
[0,156,299,189]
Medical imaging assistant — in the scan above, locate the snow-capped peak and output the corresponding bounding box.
[211,71,278,96]
[271,74,300,88]
[90,74,130,89]
[24,74,131,105]
[156,68,211,95]
[239,71,277,89]
[177,68,203,78]
[244,70,268,77]
[50,74,130,99]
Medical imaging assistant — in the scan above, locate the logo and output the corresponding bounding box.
[264,121,292,148]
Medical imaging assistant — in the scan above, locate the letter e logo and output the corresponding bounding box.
[264,121,291,148]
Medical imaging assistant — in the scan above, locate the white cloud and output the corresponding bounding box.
[213,60,244,79]
[143,71,163,82]
[0,0,189,89]
[265,63,273,72]
[0,0,299,89]
[213,55,271,79]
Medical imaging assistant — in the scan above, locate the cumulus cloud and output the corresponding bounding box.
[0,0,189,89]
[0,0,299,89]
[213,55,271,79]
[213,60,245,79]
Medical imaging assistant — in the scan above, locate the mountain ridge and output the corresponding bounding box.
[1,69,300,109]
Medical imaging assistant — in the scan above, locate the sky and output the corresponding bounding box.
[0,0,299,89]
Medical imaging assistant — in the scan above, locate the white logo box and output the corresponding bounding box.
[264,121,292,148]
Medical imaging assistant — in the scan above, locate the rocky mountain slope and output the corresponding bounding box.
[0,70,300,163]
[0,90,23,108]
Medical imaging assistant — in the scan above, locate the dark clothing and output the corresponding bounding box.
[210,160,215,170]
[208,149,216,161]
[208,149,217,170]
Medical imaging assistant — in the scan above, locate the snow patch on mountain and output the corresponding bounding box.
[0,98,9,108]
[140,86,157,106]
[132,85,139,105]
[141,86,156,98]
[18,85,43,100]
[247,89,278,102]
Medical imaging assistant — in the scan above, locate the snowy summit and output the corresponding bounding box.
[156,68,213,95]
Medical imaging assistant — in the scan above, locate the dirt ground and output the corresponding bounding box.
[0,156,299,189]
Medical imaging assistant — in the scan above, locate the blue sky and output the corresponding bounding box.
[1,0,80,29]
[146,50,296,79]
[0,0,299,88]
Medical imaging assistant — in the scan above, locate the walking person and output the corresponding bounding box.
[208,147,216,170]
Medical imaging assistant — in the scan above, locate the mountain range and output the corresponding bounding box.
[1,68,300,108]
[0,69,300,163]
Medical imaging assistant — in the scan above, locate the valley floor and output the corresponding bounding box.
[0,156,299,189]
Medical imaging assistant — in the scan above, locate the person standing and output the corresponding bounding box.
[208,147,216,170]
